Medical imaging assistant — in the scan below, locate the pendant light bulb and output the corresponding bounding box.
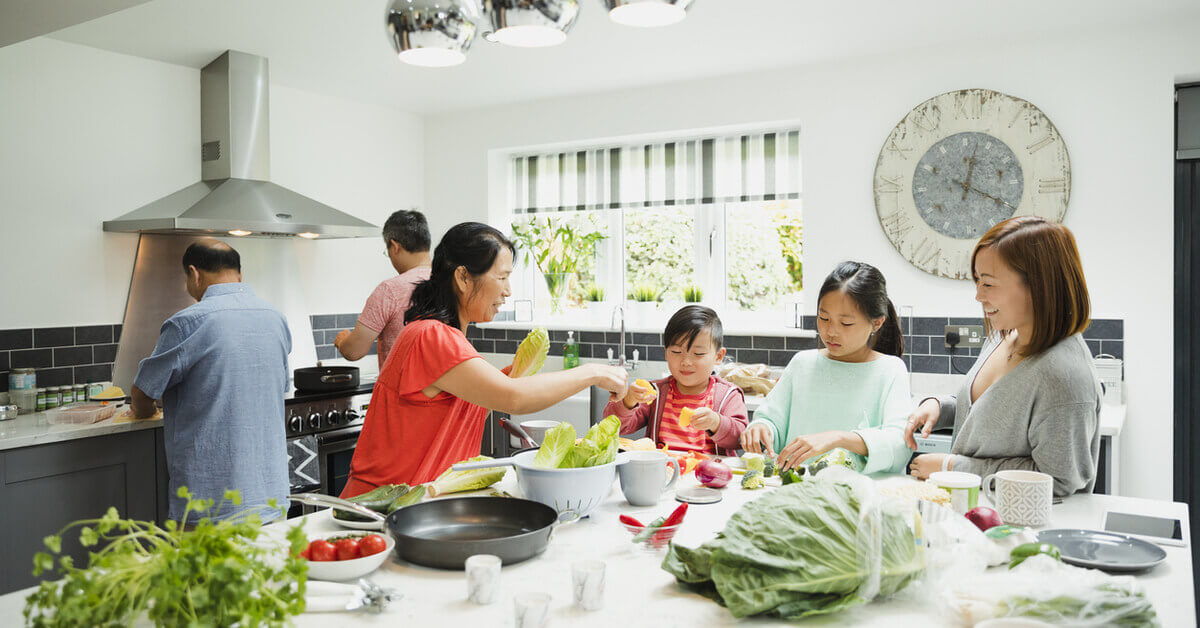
[604,1,693,28]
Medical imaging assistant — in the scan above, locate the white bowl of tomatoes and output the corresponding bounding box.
[301,531,394,581]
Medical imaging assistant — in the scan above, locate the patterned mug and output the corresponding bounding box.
[983,469,1053,527]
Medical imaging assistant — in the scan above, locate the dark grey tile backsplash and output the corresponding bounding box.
[0,324,121,392]
[309,315,376,365]
[0,316,1126,393]
[459,316,1126,377]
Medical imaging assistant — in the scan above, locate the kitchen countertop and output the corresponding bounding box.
[0,380,379,453]
[0,473,1190,625]
[0,406,162,452]
[291,477,1190,627]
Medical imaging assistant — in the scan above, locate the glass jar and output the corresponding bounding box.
[46,387,61,409]
[36,388,47,412]
[61,386,74,405]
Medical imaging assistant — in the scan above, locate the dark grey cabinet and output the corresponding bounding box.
[0,428,167,595]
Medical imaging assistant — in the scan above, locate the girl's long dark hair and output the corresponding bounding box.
[817,261,903,358]
[405,222,515,330]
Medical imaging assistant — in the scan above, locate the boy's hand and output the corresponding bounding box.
[688,407,720,432]
[622,382,650,409]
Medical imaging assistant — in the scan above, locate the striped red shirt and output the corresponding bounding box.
[658,377,716,453]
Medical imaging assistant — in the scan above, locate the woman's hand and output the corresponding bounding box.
[587,364,629,396]
[903,398,942,450]
[908,453,951,480]
[775,431,846,471]
[739,424,775,456]
[688,407,720,432]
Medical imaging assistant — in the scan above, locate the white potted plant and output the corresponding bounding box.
[585,284,608,325]
[629,283,660,328]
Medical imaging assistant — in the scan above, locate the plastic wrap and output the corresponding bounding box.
[938,554,1159,626]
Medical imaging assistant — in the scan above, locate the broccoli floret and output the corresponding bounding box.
[762,457,776,478]
[741,469,764,490]
[741,453,765,474]
[780,467,805,485]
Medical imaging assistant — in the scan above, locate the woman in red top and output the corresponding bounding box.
[342,222,628,497]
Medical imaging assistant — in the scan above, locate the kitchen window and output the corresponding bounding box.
[506,130,802,330]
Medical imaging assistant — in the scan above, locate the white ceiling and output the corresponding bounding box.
[47,0,1200,114]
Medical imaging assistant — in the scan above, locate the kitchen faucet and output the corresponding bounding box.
[610,305,638,371]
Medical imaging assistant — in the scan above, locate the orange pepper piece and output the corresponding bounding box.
[678,407,694,427]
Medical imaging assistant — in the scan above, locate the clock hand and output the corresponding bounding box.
[961,144,979,201]
[952,179,1018,211]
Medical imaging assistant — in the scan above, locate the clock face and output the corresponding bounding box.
[874,89,1070,279]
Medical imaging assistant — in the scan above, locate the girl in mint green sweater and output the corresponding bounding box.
[740,262,913,474]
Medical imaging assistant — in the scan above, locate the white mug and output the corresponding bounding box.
[983,469,1053,527]
[617,451,680,507]
[926,471,981,515]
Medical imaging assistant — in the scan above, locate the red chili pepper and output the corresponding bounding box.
[652,503,689,544]
[619,514,644,528]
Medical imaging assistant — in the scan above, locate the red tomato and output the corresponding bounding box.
[308,540,337,562]
[334,538,361,561]
[358,534,387,557]
[299,546,312,561]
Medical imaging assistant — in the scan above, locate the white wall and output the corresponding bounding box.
[0,38,423,328]
[424,22,1200,501]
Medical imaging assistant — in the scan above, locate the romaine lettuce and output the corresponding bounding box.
[509,327,549,377]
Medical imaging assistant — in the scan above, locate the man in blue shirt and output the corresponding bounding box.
[132,238,291,524]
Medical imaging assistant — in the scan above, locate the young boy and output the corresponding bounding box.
[604,305,748,455]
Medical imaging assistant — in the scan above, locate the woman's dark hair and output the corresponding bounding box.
[817,261,903,357]
[972,215,1090,357]
[405,222,515,329]
[663,305,724,350]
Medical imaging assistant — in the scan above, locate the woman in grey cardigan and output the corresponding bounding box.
[905,216,1102,497]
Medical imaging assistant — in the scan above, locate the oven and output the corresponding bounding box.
[284,390,371,518]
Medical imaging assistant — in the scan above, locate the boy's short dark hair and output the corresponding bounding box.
[663,305,723,350]
[383,210,431,253]
[181,241,240,273]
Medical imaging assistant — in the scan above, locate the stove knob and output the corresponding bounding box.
[308,412,321,430]
[288,414,303,434]
[326,410,341,425]
[343,409,359,422]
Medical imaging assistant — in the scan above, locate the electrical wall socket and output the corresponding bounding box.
[945,324,985,348]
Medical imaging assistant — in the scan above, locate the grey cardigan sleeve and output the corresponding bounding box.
[952,400,1099,497]
[931,395,956,430]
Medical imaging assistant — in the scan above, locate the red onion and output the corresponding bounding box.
[696,459,732,488]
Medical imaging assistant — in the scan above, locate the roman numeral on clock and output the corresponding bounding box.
[1038,178,1067,193]
[911,105,942,132]
[913,237,940,268]
[881,211,913,240]
[955,92,983,119]
[877,175,904,193]
[1026,135,1055,154]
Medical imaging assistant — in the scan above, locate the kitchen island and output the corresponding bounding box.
[0,471,1192,625]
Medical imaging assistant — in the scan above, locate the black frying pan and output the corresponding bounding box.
[288,493,577,570]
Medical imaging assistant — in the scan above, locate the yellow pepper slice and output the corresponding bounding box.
[678,407,695,427]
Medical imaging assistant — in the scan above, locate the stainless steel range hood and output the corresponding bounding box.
[103,51,377,239]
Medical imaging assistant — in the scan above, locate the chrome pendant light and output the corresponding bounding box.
[604,0,693,28]
[483,0,581,48]
[386,0,480,67]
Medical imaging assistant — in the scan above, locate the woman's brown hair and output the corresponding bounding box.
[971,215,1090,357]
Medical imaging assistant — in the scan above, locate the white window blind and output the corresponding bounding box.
[508,130,801,214]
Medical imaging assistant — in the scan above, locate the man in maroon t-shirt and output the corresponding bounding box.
[334,210,432,370]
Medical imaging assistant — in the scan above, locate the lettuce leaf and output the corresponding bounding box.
[531,422,576,468]
[429,456,506,496]
[509,328,549,378]
[563,415,620,468]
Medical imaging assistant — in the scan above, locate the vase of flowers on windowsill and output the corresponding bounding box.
[511,215,607,315]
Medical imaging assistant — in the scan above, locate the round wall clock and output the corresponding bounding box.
[873,89,1071,280]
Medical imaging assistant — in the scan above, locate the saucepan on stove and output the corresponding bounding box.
[288,493,579,570]
[293,365,360,392]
